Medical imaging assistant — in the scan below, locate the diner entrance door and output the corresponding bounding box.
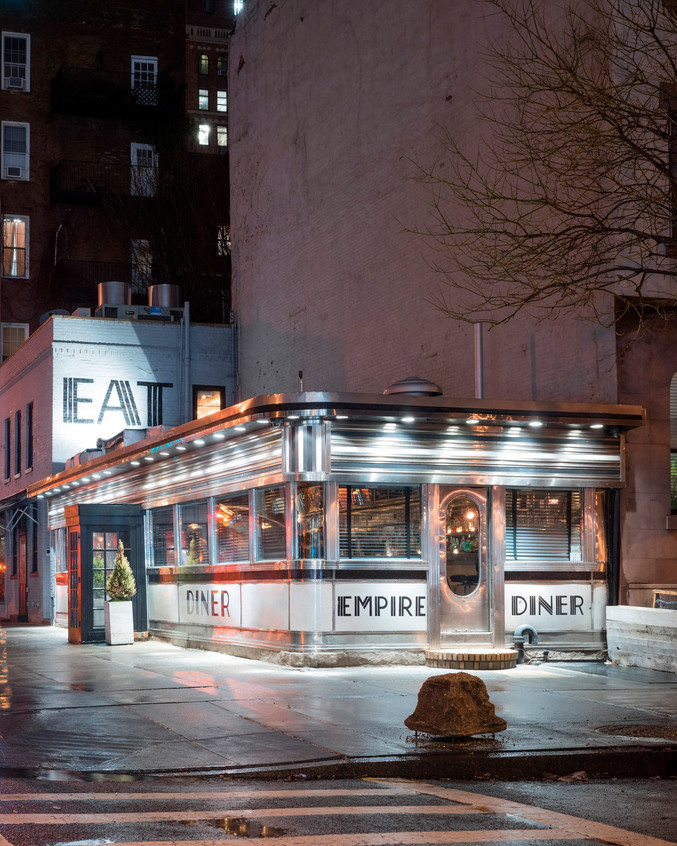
[435,487,491,645]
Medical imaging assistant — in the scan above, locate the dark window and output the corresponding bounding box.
[217,55,227,78]
[30,502,37,573]
[506,489,582,561]
[339,486,421,559]
[13,410,20,476]
[3,417,9,480]
[25,401,32,470]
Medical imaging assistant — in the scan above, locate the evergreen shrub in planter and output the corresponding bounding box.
[104,540,137,645]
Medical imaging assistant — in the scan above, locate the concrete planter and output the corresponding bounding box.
[606,606,677,673]
[104,600,134,645]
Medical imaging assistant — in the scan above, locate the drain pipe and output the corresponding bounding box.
[513,624,538,665]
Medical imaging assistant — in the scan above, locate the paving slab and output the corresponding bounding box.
[1,625,676,780]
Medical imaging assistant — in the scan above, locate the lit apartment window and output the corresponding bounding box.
[2,32,29,91]
[1,122,29,180]
[198,89,209,110]
[1,322,28,361]
[1,216,28,277]
[217,90,227,112]
[130,142,157,197]
[193,386,225,419]
[198,123,210,146]
[217,55,227,77]
[217,126,228,148]
[198,53,209,75]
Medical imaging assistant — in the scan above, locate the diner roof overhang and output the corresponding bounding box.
[27,390,645,501]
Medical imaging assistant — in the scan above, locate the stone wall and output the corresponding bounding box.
[606,606,677,673]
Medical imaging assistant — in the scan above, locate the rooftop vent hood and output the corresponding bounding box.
[383,376,443,397]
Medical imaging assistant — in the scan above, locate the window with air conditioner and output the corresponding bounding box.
[1,216,28,278]
[2,33,29,92]
[1,122,28,180]
[130,142,157,197]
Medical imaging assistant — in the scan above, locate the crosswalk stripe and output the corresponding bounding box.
[0,788,408,802]
[380,781,676,846]
[33,833,586,846]
[0,805,483,825]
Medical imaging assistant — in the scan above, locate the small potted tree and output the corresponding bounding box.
[104,540,137,645]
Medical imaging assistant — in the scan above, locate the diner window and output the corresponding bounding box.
[198,88,209,110]
[445,495,480,595]
[2,122,29,180]
[217,55,227,77]
[193,385,225,419]
[2,215,28,277]
[92,530,131,628]
[339,485,421,559]
[216,493,249,562]
[150,506,175,567]
[296,483,324,559]
[1,322,28,361]
[217,126,228,148]
[217,90,227,112]
[198,123,210,146]
[254,486,286,560]
[506,489,582,561]
[198,53,209,75]
[179,500,208,565]
[2,32,29,91]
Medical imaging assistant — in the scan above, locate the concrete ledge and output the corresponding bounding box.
[606,606,677,673]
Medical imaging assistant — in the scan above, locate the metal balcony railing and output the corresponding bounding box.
[51,160,129,204]
[51,66,180,118]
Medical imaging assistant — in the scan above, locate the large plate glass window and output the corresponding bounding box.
[254,486,286,560]
[296,483,324,558]
[216,493,249,562]
[179,501,208,565]
[506,489,582,562]
[150,506,175,567]
[339,485,421,558]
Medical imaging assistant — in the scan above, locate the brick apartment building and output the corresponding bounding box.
[0,0,235,363]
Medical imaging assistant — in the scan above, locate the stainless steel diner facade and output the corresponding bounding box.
[28,391,644,661]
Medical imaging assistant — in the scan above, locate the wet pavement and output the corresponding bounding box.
[1,625,676,780]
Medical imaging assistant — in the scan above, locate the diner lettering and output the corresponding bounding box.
[511,594,584,616]
[185,588,231,618]
[337,594,426,617]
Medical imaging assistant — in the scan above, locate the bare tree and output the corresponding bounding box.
[418,0,677,328]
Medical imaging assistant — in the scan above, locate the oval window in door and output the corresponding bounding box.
[445,495,480,595]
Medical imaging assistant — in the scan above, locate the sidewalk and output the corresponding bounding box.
[1,625,676,781]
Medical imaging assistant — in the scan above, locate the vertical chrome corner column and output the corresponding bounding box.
[490,485,506,647]
[425,483,441,650]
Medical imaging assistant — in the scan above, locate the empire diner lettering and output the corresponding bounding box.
[337,594,426,617]
[511,594,585,616]
[186,588,231,619]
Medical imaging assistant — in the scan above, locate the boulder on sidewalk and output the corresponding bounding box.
[405,671,507,737]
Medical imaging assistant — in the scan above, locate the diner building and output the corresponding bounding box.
[27,382,644,666]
